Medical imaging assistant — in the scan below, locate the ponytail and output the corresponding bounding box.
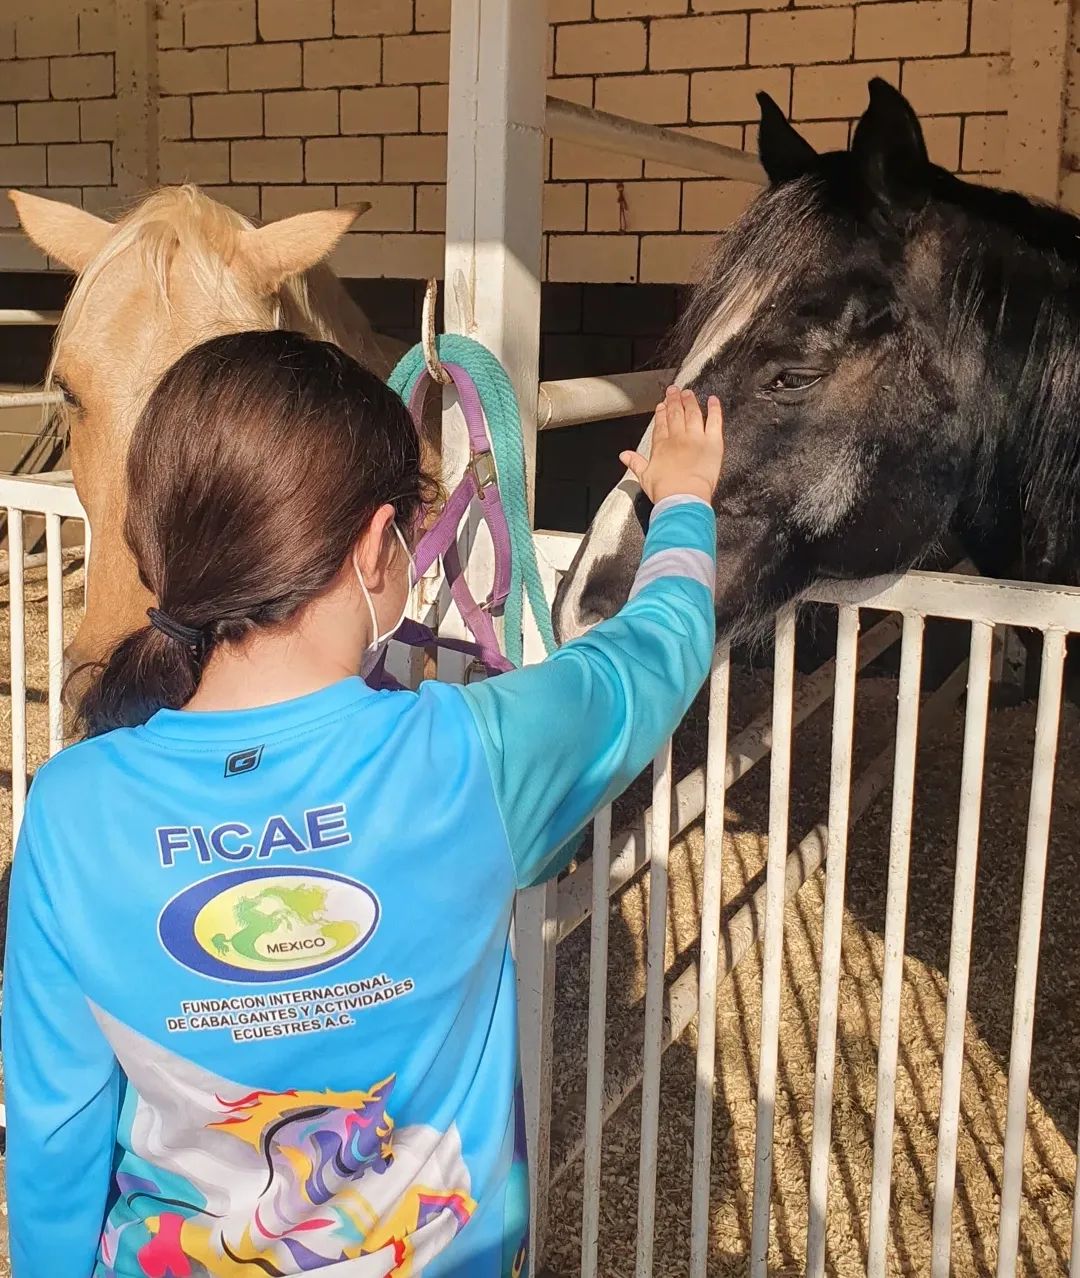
[76,624,202,736]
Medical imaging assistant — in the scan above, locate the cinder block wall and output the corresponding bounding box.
[0,0,1055,282]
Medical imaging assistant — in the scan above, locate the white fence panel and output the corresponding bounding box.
[0,475,87,853]
[2,483,1079,1274]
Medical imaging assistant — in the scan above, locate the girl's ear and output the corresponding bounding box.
[354,503,397,583]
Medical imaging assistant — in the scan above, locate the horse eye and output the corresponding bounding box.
[769,370,824,393]
[53,377,81,410]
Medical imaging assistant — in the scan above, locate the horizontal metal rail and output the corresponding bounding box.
[546,96,766,184]
[0,545,83,579]
[538,368,674,430]
[0,389,63,410]
[0,474,85,519]
[813,567,1080,632]
[0,309,61,326]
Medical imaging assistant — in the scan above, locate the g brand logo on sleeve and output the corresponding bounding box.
[158,866,380,983]
[225,746,263,777]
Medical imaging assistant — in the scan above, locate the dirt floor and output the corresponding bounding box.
[1,565,1078,1276]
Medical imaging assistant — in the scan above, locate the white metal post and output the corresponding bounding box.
[8,509,26,852]
[867,611,926,1277]
[806,605,861,1278]
[636,739,675,1278]
[997,628,1067,1277]
[45,513,65,755]
[750,608,798,1275]
[689,646,732,1278]
[443,0,549,1263]
[931,621,994,1277]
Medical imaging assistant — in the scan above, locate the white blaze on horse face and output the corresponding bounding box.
[554,418,654,643]
[556,177,836,639]
[675,275,773,390]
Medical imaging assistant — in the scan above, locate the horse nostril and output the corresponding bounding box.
[577,583,623,630]
[578,597,610,629]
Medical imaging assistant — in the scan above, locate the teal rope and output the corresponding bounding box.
[389,334,557,669]
[391,336,581,870]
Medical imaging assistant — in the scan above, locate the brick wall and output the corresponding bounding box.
[0,0,1064,282]
[0,2,118,268]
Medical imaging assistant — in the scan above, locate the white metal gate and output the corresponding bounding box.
[3,473,1078,1273]
[0,473,86,844]
[529,532,1080,1278]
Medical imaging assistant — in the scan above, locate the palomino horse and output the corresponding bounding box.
[554,80,1080,651]
[11,185,417,675]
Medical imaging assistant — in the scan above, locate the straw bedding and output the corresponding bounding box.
[1,565,1077,1277]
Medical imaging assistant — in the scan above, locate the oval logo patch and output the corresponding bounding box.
[159,867,380,984]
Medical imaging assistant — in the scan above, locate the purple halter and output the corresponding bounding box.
[366,361,515,690]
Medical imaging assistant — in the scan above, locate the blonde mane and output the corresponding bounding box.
[47,185,350,390]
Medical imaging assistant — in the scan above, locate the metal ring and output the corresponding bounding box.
[422,277,452,386]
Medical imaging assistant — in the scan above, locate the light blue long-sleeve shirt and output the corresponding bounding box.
[3,494,716,1278]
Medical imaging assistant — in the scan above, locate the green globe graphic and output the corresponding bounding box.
[211,882,360,963]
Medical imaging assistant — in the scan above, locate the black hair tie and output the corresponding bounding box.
[147,607,207,654]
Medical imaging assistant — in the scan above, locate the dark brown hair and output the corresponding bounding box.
[77,329,434,736]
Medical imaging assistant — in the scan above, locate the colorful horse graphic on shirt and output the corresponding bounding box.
[122,1079,474,1275]
[95,1024,477,1278]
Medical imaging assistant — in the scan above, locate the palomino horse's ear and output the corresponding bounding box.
[9,189,112,273]
[851,78,929,213]
[238,203,372,292]
[756,92,818,185]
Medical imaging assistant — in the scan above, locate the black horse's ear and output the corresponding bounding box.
[851,78,929,212]
[757,92,818,185]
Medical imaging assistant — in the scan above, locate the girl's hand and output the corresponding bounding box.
[620,386,724,506]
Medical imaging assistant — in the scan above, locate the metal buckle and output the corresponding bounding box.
[468,450,498,494]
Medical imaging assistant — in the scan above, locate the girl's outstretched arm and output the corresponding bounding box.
[461,387,722,888]
[460,491,716,888]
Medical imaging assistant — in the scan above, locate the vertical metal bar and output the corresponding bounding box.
[443,0,548,1257]
[441,0,546,684]
[580,803,613,1278]
[931,620,994,1278]
[45,513,64,755]
[750,608,798,1275]
[9,509,26,851]
[636,739,674,1278]
[996,628,1067,1278]
[806,605,861,1278]
[514,878,557,1269]
[690,645,732,1278]
[867,610,926,1278]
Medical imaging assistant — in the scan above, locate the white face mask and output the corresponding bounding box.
[354,522,416,678]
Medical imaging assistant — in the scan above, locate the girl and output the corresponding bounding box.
[3,329,722,1278]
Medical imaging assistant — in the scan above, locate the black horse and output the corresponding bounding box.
[554,80,1080,658]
